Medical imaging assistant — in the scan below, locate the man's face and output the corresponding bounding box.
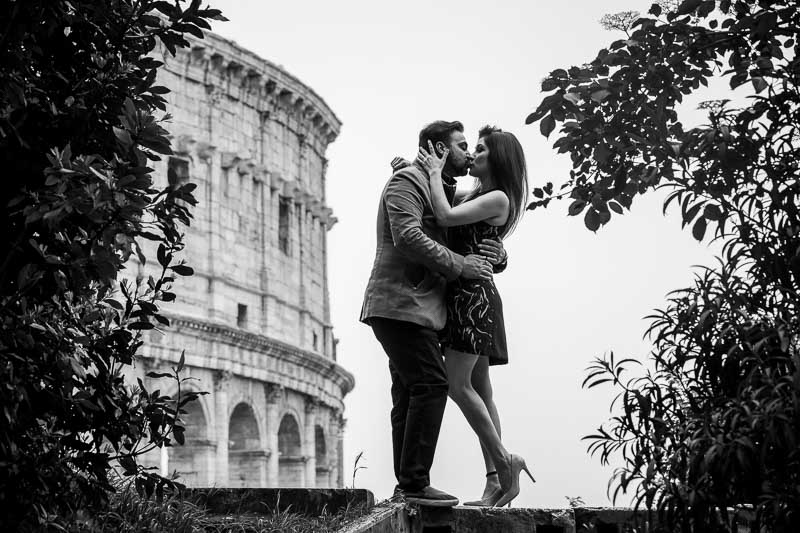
[441,130,472,177]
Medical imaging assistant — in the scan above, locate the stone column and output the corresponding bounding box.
[304,397,318,488]
[321,213,334,359]
[207,149,228,323]
[296,197,307,349]
[257,169,270,335]
[332,409,346,488]
[265,383,282,487]
[213,370,232,486]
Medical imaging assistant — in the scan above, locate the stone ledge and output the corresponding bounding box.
[185,487,374,517]
[420,506,575,533]
[336,498,410,533]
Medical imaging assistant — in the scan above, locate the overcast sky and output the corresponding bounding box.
[209,0,738,507]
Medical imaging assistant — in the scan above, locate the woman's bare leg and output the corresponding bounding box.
[471,356,502,498]
[444,348,509,491]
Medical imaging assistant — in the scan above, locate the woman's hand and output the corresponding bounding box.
[391,156,411,171]
[417,141,449,176]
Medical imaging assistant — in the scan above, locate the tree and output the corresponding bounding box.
[0,1,223,529]
[527,0,799,530]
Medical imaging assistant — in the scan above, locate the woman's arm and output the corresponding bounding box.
[421,142,509,227]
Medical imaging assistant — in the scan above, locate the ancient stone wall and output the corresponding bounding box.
[132,31,352,489]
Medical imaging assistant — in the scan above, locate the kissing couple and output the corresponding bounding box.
[360,120,535,507]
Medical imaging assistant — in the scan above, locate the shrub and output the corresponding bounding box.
[528,0,800,530]
[0,1,223,529]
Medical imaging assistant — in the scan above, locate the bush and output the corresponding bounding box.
[528,0,800,530]
[0,1,223,529]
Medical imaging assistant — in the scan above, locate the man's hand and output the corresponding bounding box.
[461,254,493,280]
[478,238,506,266]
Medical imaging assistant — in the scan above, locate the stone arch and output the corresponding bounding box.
[278,412,304,487]
[228,402,264,487]
[314,424,329,488]
[156,384,213,487]
[168,394,212,486]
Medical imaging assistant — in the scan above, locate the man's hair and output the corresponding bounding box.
[418,120,464,151]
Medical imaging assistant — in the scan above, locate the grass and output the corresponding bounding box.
[65,481,371,532]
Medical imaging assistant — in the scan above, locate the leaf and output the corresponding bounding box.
[157,244,168,267]
[584,208,601,232]
[170,264,194,276]
[692,216,707,241]
[103,299,124,311]
[594,144,612,164]
[676,0,703,16]
[173,426,185,445]
[161,292,177,302]
[683,202,704,228]
[703,204,722,220]
[113,127,133,147]
[525,107,548,125]
[751,77,768,93]
[118,455,137,476]
[590,90,611,103]
[568,200,587,216]
[540,115,556,138]
[697,0,715,17]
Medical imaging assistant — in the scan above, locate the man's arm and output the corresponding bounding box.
[384,173,465,280]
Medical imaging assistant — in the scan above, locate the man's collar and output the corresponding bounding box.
[441,171,457,187]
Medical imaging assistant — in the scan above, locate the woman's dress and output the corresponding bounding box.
[441,193,508,366]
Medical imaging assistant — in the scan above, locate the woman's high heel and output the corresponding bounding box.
[464,471,504,507]
[494,454,535,508]
[463,486,504,507]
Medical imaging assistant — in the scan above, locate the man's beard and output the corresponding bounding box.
[447,160,470,177]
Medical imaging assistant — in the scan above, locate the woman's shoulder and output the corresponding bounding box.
[478,189,509,206]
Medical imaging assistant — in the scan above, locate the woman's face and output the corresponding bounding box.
[469,137,491,179]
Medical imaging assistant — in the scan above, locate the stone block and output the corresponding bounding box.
[336,499,411,533]
[573,507,655,533]
[418,506,575,533]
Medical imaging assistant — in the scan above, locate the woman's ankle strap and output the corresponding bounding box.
[486,471,498,477]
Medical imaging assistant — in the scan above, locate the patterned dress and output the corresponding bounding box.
[442,192,508,366]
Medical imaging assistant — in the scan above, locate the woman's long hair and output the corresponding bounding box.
[465,125,528,238]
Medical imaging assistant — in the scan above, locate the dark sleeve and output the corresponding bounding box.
[384,174,465,281]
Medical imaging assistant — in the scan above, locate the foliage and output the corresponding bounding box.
[527,0,800,530]
[0,0,223,529]
[62,477,371,532]
[351,450,367,488]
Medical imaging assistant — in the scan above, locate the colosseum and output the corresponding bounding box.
[133,31,354,489]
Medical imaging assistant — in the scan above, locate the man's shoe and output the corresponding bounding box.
[391,485,404,501]
[402,485,459,507]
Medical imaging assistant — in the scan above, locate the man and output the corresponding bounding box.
[360,120,506,507]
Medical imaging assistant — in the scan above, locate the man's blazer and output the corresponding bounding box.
[360,163,464,331]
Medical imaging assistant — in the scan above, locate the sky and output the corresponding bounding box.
[209,0,737,508]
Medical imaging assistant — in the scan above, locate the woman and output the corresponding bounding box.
[416,125,534,507]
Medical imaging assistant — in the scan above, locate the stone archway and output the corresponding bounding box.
[278,413,304,487]
[228,402,263,487]
[168,397,213,486]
